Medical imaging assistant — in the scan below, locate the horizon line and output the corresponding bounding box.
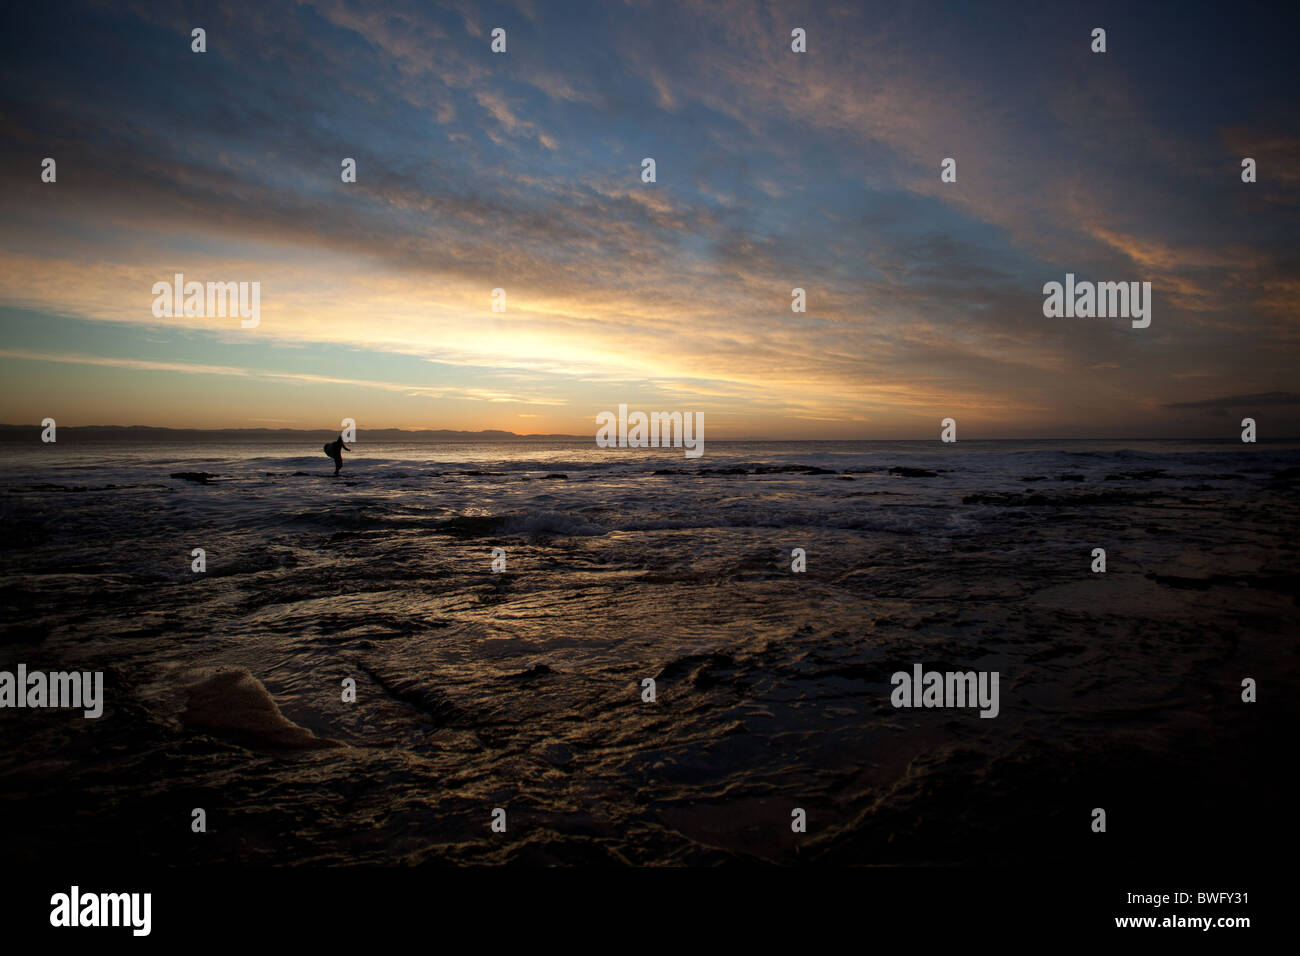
[2,424,1294,443]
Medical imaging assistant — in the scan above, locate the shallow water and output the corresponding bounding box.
[1,440,1296,865]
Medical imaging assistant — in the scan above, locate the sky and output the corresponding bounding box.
[1,0,1297,439]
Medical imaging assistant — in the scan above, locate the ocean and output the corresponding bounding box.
[1,439,1296,865]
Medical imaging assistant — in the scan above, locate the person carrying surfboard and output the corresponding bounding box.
[323,434,350,475]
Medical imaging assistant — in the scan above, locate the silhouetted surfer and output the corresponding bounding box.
[323,435,350,475]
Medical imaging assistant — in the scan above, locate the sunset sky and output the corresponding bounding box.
[1,0,1297,438]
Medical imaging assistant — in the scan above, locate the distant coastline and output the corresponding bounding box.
[0,425,590,443]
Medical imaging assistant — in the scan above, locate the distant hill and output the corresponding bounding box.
[0,425,589,442]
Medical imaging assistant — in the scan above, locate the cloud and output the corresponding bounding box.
[0,348,567,404]
[1,0,1296,435]
[1162,392,1300,410]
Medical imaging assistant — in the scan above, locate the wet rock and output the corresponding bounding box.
[182,669,343,750]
